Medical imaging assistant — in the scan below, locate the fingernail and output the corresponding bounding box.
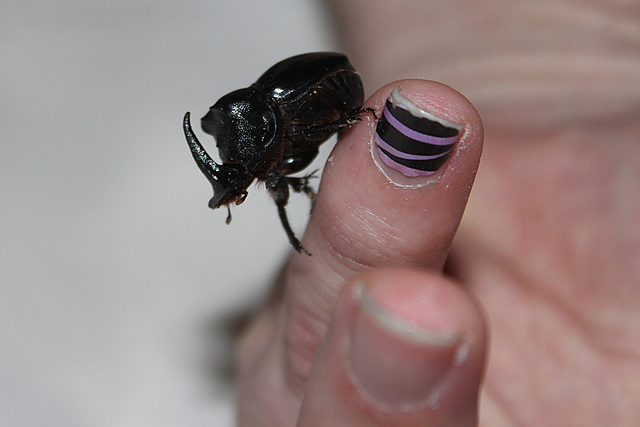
[374,87,463,178]
[348,286,463,412]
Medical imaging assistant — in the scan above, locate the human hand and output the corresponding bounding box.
[236,1,640,425]
[236,80,486,426]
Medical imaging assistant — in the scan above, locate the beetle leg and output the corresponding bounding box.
[287,170,318,213]
[361,107,378,120]
[295,107,375,138]
[267,172,312,256]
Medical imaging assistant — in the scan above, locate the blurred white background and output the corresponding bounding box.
[1,1,338,425]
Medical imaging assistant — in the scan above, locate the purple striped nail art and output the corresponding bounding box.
[375,87,463,177]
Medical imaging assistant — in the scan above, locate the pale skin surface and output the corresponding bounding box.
[236,1,640,425]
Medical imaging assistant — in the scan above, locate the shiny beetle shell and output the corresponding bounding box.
[183,52,368,255]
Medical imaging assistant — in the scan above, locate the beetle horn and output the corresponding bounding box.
[183,112,223,179]
[183,112,231,208]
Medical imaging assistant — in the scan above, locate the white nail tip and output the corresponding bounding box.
[390,86,464,131]
[360,289,460,348]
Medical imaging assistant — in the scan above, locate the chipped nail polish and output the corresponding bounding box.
[375,87,463,177]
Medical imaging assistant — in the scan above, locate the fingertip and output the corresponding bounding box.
[299,79,483,268]
[298,268,486,426]
[361,79,483,187]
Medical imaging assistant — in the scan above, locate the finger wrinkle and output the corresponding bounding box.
[319,204,409,270]
[280,260,347,392]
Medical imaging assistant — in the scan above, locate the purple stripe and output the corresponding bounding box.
[378,150,436,177]
[383,105,458,146]
[375,134,453,161]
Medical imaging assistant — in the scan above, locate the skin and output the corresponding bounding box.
[236,1,640,425]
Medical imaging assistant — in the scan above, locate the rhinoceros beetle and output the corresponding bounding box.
[183,52,369,255]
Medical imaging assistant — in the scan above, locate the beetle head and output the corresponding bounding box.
[201,87,278,168]
[183,112,251,209]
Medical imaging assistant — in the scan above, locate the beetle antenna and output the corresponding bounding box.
[225,205,232,225]
[276,202,312,256]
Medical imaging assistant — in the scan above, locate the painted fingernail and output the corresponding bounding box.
[375,87,463,177]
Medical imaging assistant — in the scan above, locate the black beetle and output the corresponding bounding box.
[183,52,368,255]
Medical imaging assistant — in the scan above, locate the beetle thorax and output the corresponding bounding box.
[201,87,280,172]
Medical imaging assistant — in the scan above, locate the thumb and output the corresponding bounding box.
[297,268,486,426]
